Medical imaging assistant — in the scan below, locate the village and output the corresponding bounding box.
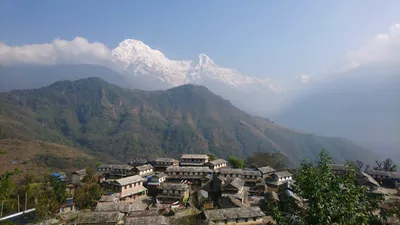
[34,154,399,225]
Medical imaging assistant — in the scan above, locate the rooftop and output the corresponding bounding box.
[208,159,227,165]
[166,166,212,173]
[219,168,243,175]
[156,158,178,163]
[257,166,276,174]
[94,202,133,213]
[98,164,133,171]
[274,171,292,178]
[125,216,169,225]
[73,211,124,224]
[203,207,265,221]
[222,177,245,190]
[181,154,209,159]
[160,182,189,191]
[135,164,153,171]
[115,175,144,186]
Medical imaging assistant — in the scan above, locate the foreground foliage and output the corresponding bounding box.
[268,150,385,225]
[74,168,104,209]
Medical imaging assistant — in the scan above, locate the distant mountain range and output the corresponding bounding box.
[0,39,398,161]
[0,77,378,165]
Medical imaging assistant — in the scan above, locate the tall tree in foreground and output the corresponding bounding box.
[268,150,384,225]
[74,168,104,209]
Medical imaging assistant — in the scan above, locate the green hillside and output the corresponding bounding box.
[0,77,376,165]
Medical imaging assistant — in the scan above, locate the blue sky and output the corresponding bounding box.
[1,0,400,79]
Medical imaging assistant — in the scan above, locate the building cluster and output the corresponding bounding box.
[57,156,400,225]
[60,154,298,224]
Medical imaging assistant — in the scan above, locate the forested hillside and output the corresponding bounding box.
[0,77,377,164]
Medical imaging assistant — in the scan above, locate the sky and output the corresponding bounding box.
[1,0,400,80]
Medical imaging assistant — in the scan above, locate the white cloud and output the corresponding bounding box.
[345,24,400,69]
[296,74,312,84]
[0,37,112,65]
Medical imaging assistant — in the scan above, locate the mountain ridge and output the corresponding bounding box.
[0,77,377,165]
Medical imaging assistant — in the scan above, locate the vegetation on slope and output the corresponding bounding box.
[0,77,376,164]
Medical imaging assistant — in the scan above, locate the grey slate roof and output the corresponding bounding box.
[98,164,133,171]
[223,177,245,190]
[94,202,133,213]
[166,166,212,173]
[209,159,227,166]
[156,158,178,163]
[203,207,265,221]
[257,166,276,174]
[135,164,153,171]
[73,211,124,224]
[219,168,243,175]
[274,171,292,178]
[359,172,380,187]
[115,175,144,186]
[125,216,169,225]
[181,154,209,159]
[160,183,189,191]
[98,193,120,202]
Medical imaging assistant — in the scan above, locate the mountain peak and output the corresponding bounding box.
[196,53,215,68]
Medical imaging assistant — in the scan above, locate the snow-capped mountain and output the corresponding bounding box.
[111,39,283,91]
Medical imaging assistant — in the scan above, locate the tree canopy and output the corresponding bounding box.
[228,156,244,169]
[267,150,385,225]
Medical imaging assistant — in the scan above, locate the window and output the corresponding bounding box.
[129,184,132,188]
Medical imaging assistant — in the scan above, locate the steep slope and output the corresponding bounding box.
[0,139,116,180]
[273,65,400,160]
[0,77,377,164]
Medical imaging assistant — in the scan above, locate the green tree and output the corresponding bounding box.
[207,154,216,161]
[268,150,384,225]
[228,156,244,169]
[35,175,67,219]
[74,168,104,209]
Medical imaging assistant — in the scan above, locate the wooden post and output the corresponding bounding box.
[1,200,4,218]
[17,195,20,212]
[25,192,27,211]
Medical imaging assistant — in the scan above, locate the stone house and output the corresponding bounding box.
[257,166,276,179]
[204,159,228,171]
[165,166,212,185]
[156,183,190,204]
[97,164,135,178]
[180,154,209,166]
[147,173,167,197]
[106,175,147,200]
[154,158,179,172]
[133,164,154,178]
